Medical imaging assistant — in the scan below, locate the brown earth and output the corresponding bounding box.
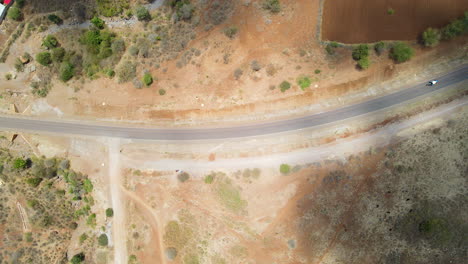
[120,107,467,263]
[322,0,468,43]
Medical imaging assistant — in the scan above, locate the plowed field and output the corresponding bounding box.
[322,0,468,43]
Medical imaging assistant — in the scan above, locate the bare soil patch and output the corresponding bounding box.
[322,0,468,43]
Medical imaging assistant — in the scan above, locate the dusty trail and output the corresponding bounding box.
[119,186,165,264]
[108,138,127,264]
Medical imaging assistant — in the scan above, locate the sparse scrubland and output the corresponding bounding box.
[0,139,99,263]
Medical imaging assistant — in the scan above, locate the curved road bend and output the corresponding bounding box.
[0,66,467,140]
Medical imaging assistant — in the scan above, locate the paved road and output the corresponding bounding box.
[1,66,467,140]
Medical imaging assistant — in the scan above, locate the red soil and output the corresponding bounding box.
[322,0,468,43]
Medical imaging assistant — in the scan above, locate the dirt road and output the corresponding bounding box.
[108,138,127,264]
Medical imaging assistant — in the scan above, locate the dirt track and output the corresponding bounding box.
[322,0,468,43]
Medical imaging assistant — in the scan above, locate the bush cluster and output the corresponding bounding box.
[47,14,63,25]
[390,42,414,63]
[143,72,153,86]
[136,6,151,21]
[280,81,291,92]
[441,12,468,40]
[352,44,371,70]
[263,0,281,14]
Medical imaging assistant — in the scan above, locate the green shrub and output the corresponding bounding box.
[390,42,414,63]
[136,6,151,21]
[374,41,385,55]
[178,172,190,183]
[352,44,369,61]
[297,76,311,90]
[143,72,153,86]
[7,7,22,21]
[314,69,321,74]
[357,57,370,70]
[25,177,42,187]
[422,28,441,47]
[13,158,27,169]
[86,213,96,227]
[4,73,12,80]
[106,69,115,78]
[204,174,214,184]
[263,0,281,14]
[60,62,74,82]
[279,164,290,174]
[98,234,108,246]
[441,19,466,40]
[51,47,65,62]
[325,44,337,55]
[70,253,85,264]
[79,233,88,244]
[81,30,115,56]
[83,179,93,193]
[106,208,114,217]
[279,81,291,92]
[42,35,59,49]
[91,16,105,29]
[223,26,238,39]
[26,199,39,208]
[15,0,25,8]
[387,8,395,15]
[159,89,166,95]
[47,14,63,25]
[24,232,33,242]
[117,61,136,83]
[111,38,126,54]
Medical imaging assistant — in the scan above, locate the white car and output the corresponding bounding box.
[428,80,438,86]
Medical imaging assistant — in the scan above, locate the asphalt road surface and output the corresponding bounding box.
[1,66,467,140]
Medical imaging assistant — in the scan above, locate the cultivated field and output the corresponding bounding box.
[322,0,468,43]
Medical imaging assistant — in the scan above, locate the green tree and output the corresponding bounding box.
[280,81,291,92]
[48,14,63,25]
[135,6,151,21]
[98,234,108,246]
[352,44,369,61]
[422,28,441,47]
[43,35,59,49]
[279,164,290,175]
[36,52,52,66]
[51,47,66,62]
[441,19,465,40]
[143,72,153,86]
[7,7,22,21]
[91,16,105,29]
[390,42,414,63]
[13,158,27,169]
[106,208,114,217]
[60,62,74,82]
[374,41,385,55]
[297,76,311,90]
[357,57,370,70]
[70,253,85,264]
